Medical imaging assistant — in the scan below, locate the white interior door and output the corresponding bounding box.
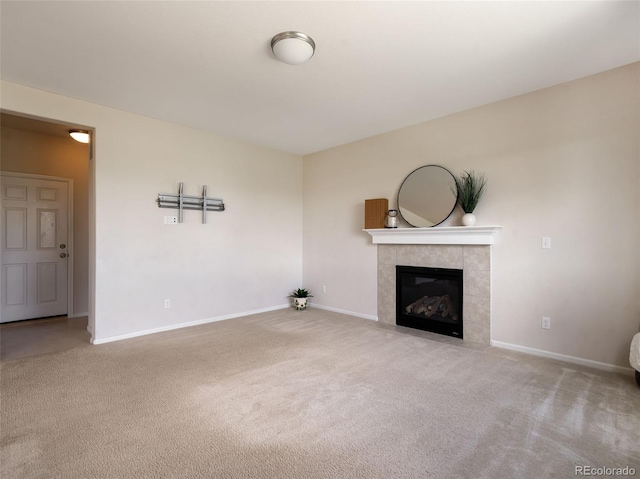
[1,175,69,322]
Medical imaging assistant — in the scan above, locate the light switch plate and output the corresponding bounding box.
[164,216,178,225]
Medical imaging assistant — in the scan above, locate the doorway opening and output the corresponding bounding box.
[0,111,93,355]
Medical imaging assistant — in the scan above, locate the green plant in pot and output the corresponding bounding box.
[289,288,313,311]
[452,170,487,226]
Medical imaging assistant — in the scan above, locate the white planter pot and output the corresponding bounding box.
[461,213,476,226]
[293,297,308,311]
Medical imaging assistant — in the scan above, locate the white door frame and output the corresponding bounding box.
[1,171,75,319]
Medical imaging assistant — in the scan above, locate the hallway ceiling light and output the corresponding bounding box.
[271,31,315,65]
[69,129,90,143]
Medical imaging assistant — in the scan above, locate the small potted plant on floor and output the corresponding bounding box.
[289,288,313,311]
[452,170,487,226]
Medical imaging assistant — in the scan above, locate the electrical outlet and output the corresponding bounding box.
[542,317,551,329]
[322,285,327,293]
[164,216,178,225]
[542,237,551,249]
[164,299,171,309]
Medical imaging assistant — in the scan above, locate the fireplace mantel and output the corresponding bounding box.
[364,226,502,245]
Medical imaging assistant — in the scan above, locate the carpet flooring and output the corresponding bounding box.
[1,308,639,478]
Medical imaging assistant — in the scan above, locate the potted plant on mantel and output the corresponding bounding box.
[289,288,313,311]
[452,170,487,226]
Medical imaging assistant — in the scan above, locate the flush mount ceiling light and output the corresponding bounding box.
[69,129,90,143]
[271,31,315,65]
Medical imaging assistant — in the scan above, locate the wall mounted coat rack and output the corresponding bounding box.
[157,182,225,224]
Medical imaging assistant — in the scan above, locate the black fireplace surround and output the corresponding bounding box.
[396,265,463,339]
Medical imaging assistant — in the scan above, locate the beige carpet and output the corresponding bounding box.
[1,309,639,478]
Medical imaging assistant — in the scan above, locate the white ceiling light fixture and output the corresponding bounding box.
[69,129,90,143]
[271,31,315,65]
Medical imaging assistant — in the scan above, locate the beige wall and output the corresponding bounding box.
[1,81,303,342]
[303,62,640,368]
[1,127,90,315]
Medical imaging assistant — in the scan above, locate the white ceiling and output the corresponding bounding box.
[1,1,638,156]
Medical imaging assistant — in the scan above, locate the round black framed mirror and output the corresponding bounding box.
[397,165,457,227]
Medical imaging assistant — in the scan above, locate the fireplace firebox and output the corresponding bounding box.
[396,265,463,339]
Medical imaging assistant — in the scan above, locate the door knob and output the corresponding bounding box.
[60,253,67,258]
[60,244,66,249]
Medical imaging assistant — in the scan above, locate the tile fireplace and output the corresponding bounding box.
[366,226,501,345]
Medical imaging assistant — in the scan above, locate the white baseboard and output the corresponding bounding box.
[491,340,634,376]
[91,304,290,345]
[68,311,89,319]
[311,304,378,322]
